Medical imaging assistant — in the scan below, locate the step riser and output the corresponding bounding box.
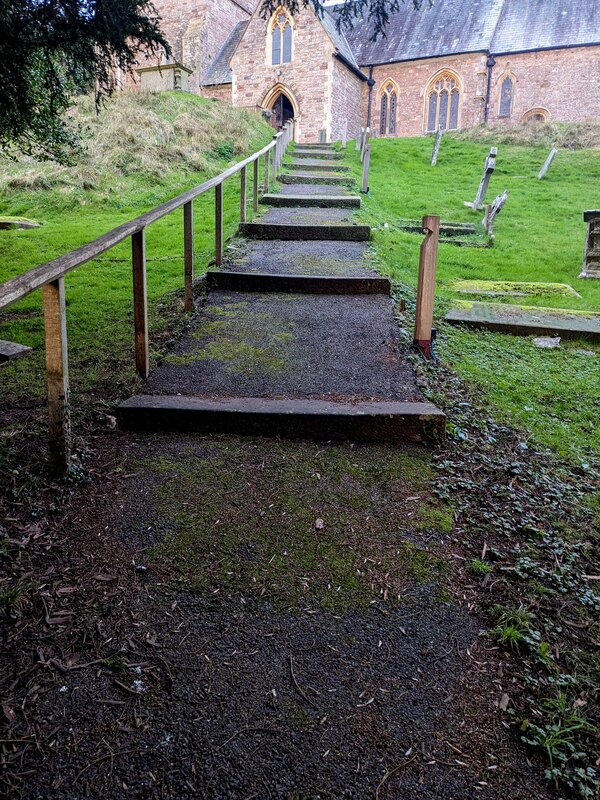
[239,223,371,242]
[206,271,391,295]
[290,162,350,172]
[294,152,343,160]
[118,398,446,444]
[261,194,360,209]
[279,175,352,186]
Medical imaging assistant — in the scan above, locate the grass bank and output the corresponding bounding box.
[349,133,600,462]
[0,91,273,410]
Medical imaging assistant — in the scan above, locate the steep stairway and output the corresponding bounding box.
[119,142,445,443]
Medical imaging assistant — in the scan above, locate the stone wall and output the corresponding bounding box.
[203,83,234,103]
[330,58,365,142]
[369,54,488,138]
[230,6,336,143]
[488,46,600,126]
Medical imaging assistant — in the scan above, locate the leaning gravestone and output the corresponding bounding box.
[356,128,364,151]
[538,147,557,180]
[580,210,600,278]
[466,147,497,210]
[431,126,443,166]
[483,190,509,236]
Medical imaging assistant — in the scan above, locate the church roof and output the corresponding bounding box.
[201,20,248,86]
[339,0,600,65]
[341,0,505,65]
[491,0,600,54]
[321,9,363,74]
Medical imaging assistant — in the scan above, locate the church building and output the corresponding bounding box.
[142,0,600,143]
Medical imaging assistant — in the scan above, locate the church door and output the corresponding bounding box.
[271,93,294,129]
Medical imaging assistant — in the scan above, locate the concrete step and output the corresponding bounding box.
[261,193,360,209]
[294,150,343,160]
[279,173,353,186]
[239,222,370,242]
[118,395,446,444]
[297,143,335,149]
[289,160,350,172]
[0,339,32,363]
[206,270,390,295]
[225,240,374,278]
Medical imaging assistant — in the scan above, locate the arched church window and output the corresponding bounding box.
[522,107,550,123]
[499,76,514,117]
[426,72,461,132]
[271,9,293,65]
[379,81,398,135]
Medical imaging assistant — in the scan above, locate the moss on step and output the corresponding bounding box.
[452,280,582,299]
[143,439,452,612]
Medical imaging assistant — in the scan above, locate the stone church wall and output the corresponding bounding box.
[488,46,600,126]
[368,53,488,138]
[330,58,365,142]
[231,6,336,143]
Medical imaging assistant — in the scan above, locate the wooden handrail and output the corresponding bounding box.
[0,130,286,310]
[0,118,296,475]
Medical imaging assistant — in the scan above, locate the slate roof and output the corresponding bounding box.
[321,9,364,74]
[201,20,248,86]
[337,0,600,65]
[491,0,600,54]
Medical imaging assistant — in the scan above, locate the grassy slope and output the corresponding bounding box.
[349,134,600,461]
[0,91,273,405]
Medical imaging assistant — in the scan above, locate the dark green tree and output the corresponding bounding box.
[0,0,169,162]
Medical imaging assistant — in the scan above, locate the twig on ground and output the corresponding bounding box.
[375,755,418,799]
[289,654,315,707]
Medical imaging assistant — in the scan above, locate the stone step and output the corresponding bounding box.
[297,142,335,149]
[239,222,370,242]
[279,173,353,186]
[289,159,350,172]
[225,240,373,278]
[294,150,343,160]
[279,183,352,196]
[206,270,391,295]
[261,193,360,209]
[0,339,32,363]
[118,395,446,444]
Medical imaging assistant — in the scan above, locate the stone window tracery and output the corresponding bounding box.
[270,8,293,65]
[426,71,461,132]
[379,80,398,135]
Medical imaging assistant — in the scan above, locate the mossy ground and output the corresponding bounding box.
[143,438,450,613]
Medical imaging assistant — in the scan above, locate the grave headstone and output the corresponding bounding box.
[482,189,508,236]
[538,147,557,180]
[341,120,348,149]
[466,147,497,210]
[431,126,443,166]
[580,210,600,279]
[356,128,364,151]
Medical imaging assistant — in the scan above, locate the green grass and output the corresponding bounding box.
[348,135,600,461]
[0,91,274,407]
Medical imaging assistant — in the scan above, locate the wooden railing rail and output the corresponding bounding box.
[0,118,295,475]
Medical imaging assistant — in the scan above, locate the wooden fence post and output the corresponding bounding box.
[253,158,259,213]
[43,277,71,475]
[361,143,371,193]
[240,166,247,223]
[183,201,194,312]
[132,229,149,379]
[413,215,440,358]
[215,183,223,266]
[264,151,270,193]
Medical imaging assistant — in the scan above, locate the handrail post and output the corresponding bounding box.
[183,201,194,312]
[413,215,440,358]
[43,277,71,475]
[240,165,247,223]
[264,151,270,194]
[132,228,149,378]
[215,182,224,266]
[253,158,259,213]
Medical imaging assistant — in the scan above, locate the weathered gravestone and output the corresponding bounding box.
[356,127,364,151]
[431,126,443,166]
[466,147,497,210]
[538,147,558,180]
[483,190,509,236]
[580,210,600,279]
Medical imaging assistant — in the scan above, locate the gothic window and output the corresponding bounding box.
[522,107,550,123]
[271,9,292,65]
[499,76,514,117]
[379,81,398,135]
[426,72,461,132]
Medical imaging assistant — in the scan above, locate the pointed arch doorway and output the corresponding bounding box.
[263,84,298,132]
